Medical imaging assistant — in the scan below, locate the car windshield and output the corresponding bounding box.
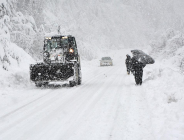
[102,57,111,60]
[44,38,68,52]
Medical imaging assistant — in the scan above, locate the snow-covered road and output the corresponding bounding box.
[0,61,153,140]
[0,50,184,140]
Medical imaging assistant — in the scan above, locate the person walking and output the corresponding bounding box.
[125,54,132,75]
[131,56,146,85]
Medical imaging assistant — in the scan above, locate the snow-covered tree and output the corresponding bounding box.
[150,29,184,72]
[0,0,35,71]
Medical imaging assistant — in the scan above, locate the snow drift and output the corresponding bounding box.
[150,29,184,72]
[0,0,34,88]
[0,38,34,88]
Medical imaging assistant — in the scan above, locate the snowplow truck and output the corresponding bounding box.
[30,35,82,87]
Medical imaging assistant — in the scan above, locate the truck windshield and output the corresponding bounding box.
[44,38,68,52]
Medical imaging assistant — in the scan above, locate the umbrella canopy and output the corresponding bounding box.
[131,50,155,64]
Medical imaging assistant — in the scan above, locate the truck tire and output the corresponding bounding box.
[78,76,81,85]
[78,68,82,85]
[69,63,80,87]
[74,63,79,85]
[69,81,75,87]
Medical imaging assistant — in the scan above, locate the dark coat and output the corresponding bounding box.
[131,57,146,85]
[125,55,132,74]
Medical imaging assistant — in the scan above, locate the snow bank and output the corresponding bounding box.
[0,39,34,88]
[150,29,184,72]
[143,61,184,140]
[0,0,35,88]
[145,31,184,139]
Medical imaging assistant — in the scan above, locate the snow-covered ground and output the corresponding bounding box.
[1,1,184,139]
[0,49,183,140]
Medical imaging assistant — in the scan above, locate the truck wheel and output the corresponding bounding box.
[69,81,75,87]
[69,63,80,87]
[74,63,79,85]
[78,77,81,85]
[78,69,82,85]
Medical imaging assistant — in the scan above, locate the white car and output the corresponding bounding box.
[100,57,113,66]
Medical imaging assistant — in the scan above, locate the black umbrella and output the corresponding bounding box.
[131,50,155,64]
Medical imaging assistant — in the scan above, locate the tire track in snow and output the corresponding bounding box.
[0,65,108,128]
[0,65,116,140]
[0,90,53,119]
[0,64,106,120]
[109,85,155,140]
[0,71,104,138]
[60,66,124,140]
[22,66,119,140]
[0,89,66,136]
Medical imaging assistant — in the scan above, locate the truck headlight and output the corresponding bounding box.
[69,48,74,53]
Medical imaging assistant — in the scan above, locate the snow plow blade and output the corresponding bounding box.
[30,63,74,82]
